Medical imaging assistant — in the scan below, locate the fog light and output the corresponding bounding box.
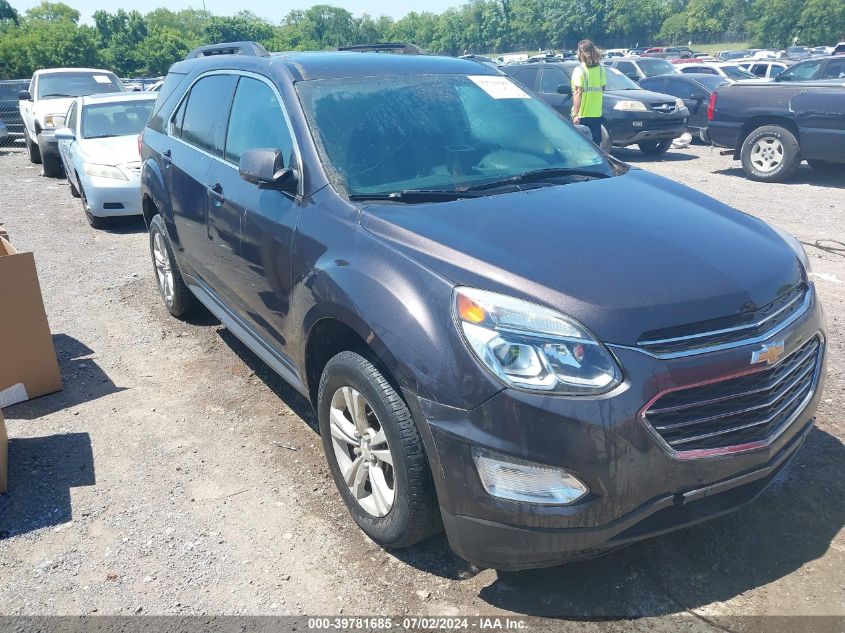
[472,448,588,505]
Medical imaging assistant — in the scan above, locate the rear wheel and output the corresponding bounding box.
[149,214,195,318]
[317,351,440,548]
[638,139,672,156]
[740,125,800,182]
[25,130,41,164]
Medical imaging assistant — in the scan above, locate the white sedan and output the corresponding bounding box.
[54,92,156,228]
[674,62,760,82]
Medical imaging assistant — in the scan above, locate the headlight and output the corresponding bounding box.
[771,224,811,273]
[454,287,622,395]
[44,114,66,128]
[83,163,128,180]
[674,98,686,110]
[613,100,648,112]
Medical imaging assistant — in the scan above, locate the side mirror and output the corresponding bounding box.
[54,127,75,141]
[18,90,32,101]
[239,148,298,193]
[556,83,571,95]
[575,124,593,141]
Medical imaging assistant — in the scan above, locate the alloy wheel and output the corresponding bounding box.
[328,385,395,517]
[750,136,784,173]
[152,231,175,304]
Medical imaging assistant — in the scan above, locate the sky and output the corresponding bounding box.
[9,0,458,22]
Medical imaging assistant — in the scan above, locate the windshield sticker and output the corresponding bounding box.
[93,75,112,84]
[468,75,530,99]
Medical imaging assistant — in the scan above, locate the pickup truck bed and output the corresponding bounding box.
[707,80,845,181]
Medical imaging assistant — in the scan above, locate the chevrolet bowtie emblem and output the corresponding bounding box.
[751,341,785,366]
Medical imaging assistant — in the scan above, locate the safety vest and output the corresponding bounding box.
[571,63,606,118]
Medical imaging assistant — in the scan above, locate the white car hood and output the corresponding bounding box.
[78,135,139,166]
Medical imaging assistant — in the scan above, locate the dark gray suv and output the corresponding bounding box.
[140,42,826,570]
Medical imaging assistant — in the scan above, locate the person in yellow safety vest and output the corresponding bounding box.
[570,39,606,145]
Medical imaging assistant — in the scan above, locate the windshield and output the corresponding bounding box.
[720,51,746,60]
[638,58,675,77]
[81,99,154,139]
[38,72,124,99]
[721,65,756,79]
[296,74,608,196]
[605,68,640,90]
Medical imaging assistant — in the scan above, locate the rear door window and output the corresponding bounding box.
[778,59,824,82]
[511,67,539,90]
[819,59,845,79]
[223,77,294,166]
[177,74,236,155]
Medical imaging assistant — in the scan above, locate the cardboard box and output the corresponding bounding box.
[0,409,6,493]
[0,236,62,408]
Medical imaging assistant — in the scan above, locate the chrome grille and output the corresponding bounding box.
[644,335,821,456]
[638,283,809,356]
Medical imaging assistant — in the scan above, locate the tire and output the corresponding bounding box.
[149,214,195,318]
[317,351,440,548]
[638,139,672,156]
[740,125,800,182]
[25,130,41,164]
[68,175,80,198]
[807,159,842,175]
[79,183,110,229]
[41,150,63,178]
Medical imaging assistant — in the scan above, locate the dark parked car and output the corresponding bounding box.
[639,73,730,141]
[707,79,845,180]
[773,56,845,82]
[504,61,688,155]
[141,43,826,571]
[0,79,29,142]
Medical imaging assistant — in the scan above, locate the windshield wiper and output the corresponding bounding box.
[466,167,612,191]
[41,93,77,98]
[349,189,483,203]
[85,134,118,139]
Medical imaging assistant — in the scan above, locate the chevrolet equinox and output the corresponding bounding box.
[140,42,826,570]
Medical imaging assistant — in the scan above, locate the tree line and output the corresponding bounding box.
[0,0,843,79]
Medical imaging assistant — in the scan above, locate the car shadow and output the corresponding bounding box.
[713,164,845,188]
[5,333,126,421]
[216,328,317,432]
[102,216,147,235]
[0,432,95,538]
[610,147,699,163]
[473,426,844,618]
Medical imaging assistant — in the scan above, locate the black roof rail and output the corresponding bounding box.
[185,41,270,60]
[337,43,424,55]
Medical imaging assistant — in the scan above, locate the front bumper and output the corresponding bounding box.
[409,292,826,570]
[80,172,143,217]
[606,111,688,146]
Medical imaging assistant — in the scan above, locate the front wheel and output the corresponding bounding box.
[740,125,800,182]
[638,140,672,156]
[25,130,41,164]
[41,151,64,178]
[318,351,440,548]
[149,214,195,318]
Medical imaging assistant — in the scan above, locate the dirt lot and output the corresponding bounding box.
[1,143,843,630]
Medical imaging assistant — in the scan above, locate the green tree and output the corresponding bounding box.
[202,10,273,44]
[797,0,845,45]
[0,0,19,25]
[138,27,189,75]
[25,1,79,23]
[751,0,802,46]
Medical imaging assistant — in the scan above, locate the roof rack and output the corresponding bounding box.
[337,43,424,55]
[185,41,270,60]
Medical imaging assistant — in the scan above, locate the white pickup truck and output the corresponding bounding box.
[18,68,125,177]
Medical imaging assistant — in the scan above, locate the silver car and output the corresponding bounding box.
[55,92,155,228]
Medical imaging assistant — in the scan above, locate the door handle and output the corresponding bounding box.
[162,149,172,166]
[208,182,225,205]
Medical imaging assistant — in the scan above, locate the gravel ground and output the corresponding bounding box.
[0,142,843,630]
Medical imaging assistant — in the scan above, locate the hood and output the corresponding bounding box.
[360,170,803,345]
[78,135,140,166]
[605,89,680,108]
[34,97,74,121]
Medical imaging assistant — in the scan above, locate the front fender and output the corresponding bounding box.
[290,231,503,409]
